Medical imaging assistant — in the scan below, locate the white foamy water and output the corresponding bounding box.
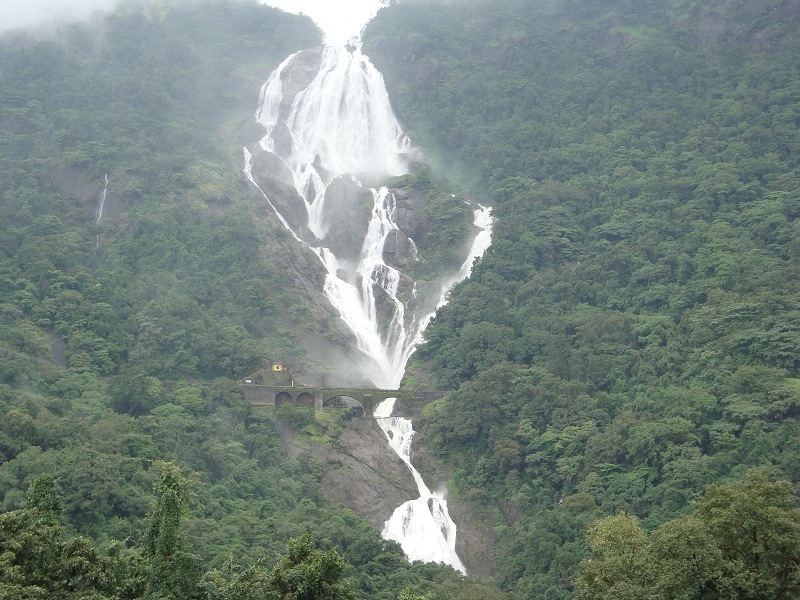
[245,34,492,573]
[375,398,466,573]
[256,46,409,241]
[252,45,420,387]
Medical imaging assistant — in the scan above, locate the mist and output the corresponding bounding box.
[0,0,123,33]
[261,0,384,45]
[0,0,389,42]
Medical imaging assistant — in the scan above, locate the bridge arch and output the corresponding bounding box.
[275,391,292,406]
[324,395,365,418]
[296,391,315,407]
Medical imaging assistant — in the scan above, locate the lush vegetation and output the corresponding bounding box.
[388,165,474,279]
[575,472,800,599]
[365,0,800,597]
[0,1,508,598]
[3,0,800,597]
[0,470,359,599]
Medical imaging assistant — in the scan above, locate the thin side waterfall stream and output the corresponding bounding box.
[96,173,108,223]
[244,40,492,573]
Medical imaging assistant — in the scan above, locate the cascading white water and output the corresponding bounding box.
[256,46,409,241]
[96,173,108,223]
[375,398,466,573]
[245,36,492,573]
[253,45,421,388]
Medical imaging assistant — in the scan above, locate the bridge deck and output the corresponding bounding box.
[241,383,448,416]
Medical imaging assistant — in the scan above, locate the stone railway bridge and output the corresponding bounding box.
[242,384,449,418]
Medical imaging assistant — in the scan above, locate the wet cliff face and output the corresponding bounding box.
[246,141,460,281]
[318,419,419,526]
[276,412,417,526]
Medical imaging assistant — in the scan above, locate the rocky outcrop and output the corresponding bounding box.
[318,176,372,263]
[248,146,309,233]
[279,48,324,114]
[303,418,419,527]
[266,48,324,158]
[51,166,102,207]
[392,185,431,244]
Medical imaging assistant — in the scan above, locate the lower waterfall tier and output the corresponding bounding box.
[374,399,467,574]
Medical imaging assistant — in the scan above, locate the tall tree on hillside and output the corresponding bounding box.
[144,465,203,599]
[268,533,355,600]
[0,475,127,599]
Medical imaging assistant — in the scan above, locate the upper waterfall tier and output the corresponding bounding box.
[257,46,410,192]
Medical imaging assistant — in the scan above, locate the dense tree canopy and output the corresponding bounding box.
[576,472,800,599]
[364,0,800,596]
[2,0,799,597]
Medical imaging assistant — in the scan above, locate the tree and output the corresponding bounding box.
[144,465,203,599]
[24,474,62,524]
[576,472,800,599]
[267,533,354,600]
[0,475,128,599]
[398,588,434,600]
[688,472,800,599]
[575,513,650,600]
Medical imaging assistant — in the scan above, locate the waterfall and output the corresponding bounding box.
[375,398,466,573]
[245,40,492,573]
[96,173,108,223]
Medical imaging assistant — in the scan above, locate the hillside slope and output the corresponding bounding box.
[365,0,800,596]
[0,2,520,597]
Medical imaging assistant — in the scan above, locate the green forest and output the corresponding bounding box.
[363,0,800,597]
[0,1,502,598]
[1,0,799,598]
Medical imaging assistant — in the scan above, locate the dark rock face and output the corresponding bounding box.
[384,227,421,261]
[280,48,324,113]
[263,48,324,157]
[696,13,729,48]
[392,186,431,246]
[308,419,419,527]
[51,166,102,206]
[318,176,373,263]
[248,145,309,234]
[49,167,136,221]
[45,332,67,368]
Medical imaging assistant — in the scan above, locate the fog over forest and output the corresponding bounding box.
[0,0,383,43]
[0,0,123,32]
